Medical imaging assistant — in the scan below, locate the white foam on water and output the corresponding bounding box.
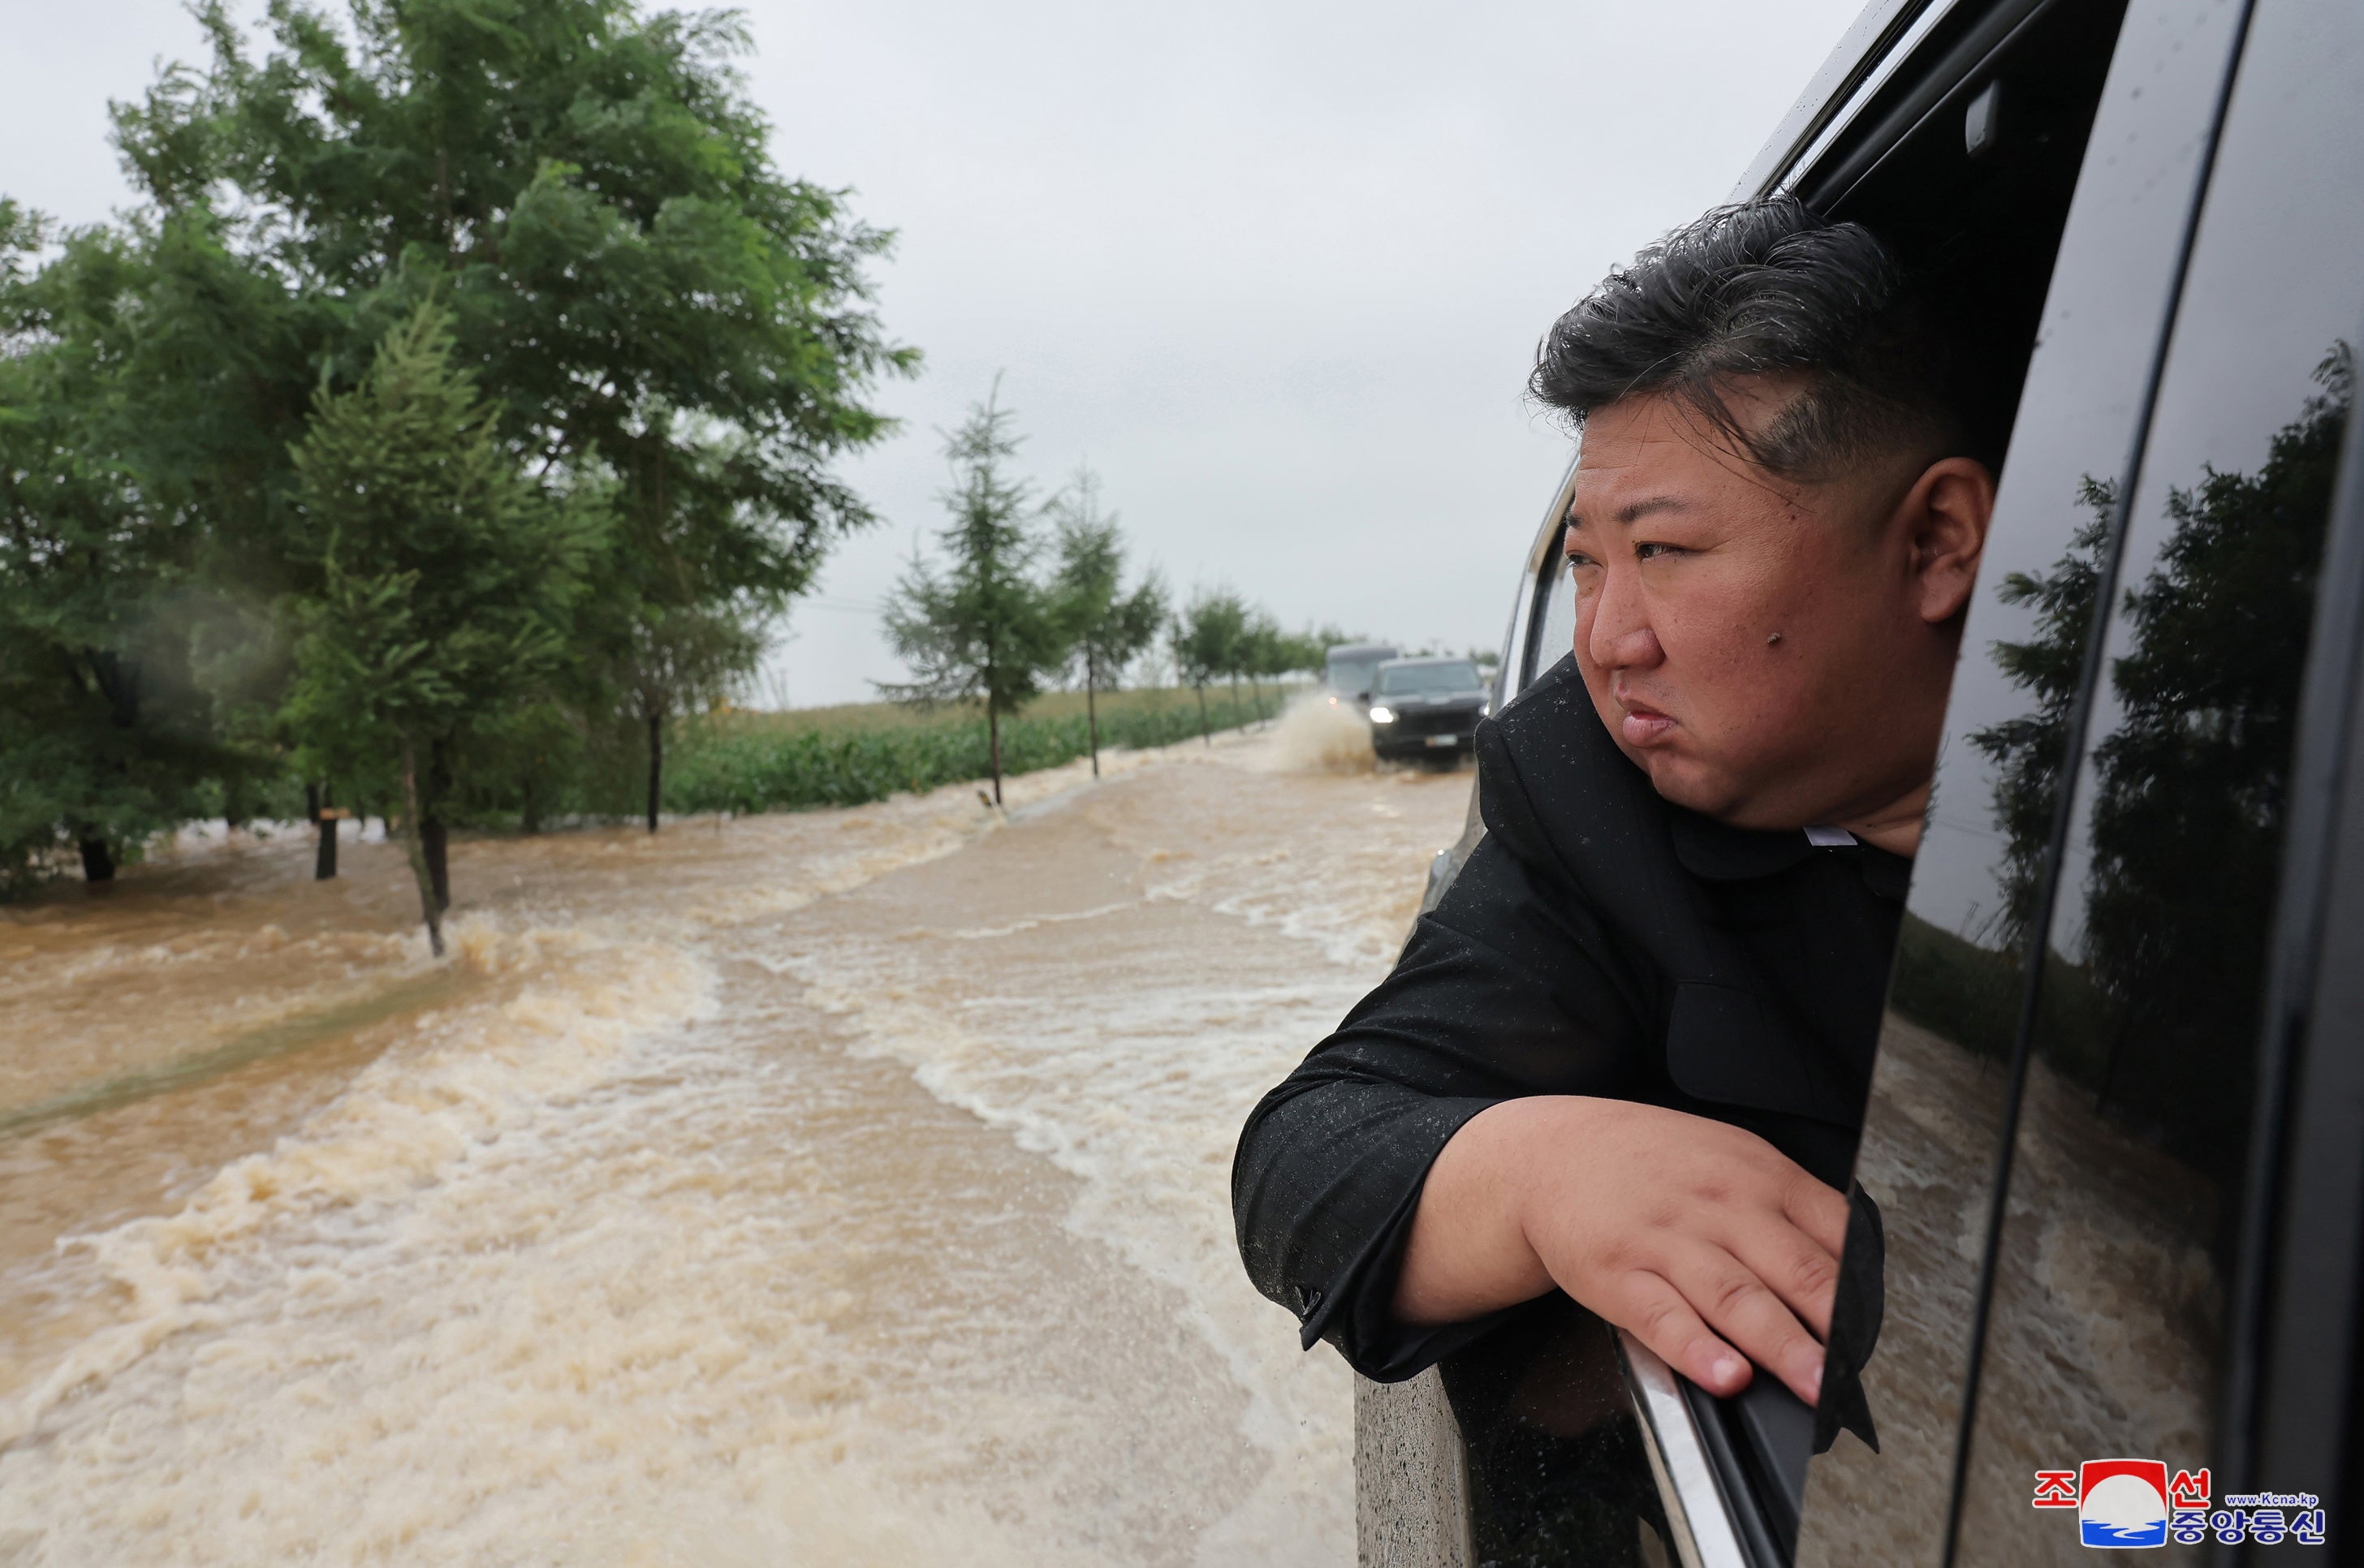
[0,740,1469,1566]
[0,915,718,1455]
[2,786,1035,1562]
[774,736,1470,1566]
[786,955,1366,1564]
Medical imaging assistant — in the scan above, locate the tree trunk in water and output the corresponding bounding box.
[314,782,338,881]
[425,740,451,910]
[646,711,663,834]
[1196,683,1210,746]
[400,737,446,958]
[1085,654,1101,778]
[424,820,450,911]
[988,703,1004,804]
[78,836,114,884]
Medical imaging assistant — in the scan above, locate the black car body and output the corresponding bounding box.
[1368,657,1490,765]
[1358,0,2364,1563]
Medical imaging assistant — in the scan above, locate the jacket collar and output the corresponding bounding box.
[1667,802,1914,900]
[1666,808,1818,881]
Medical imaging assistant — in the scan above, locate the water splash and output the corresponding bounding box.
[1257,691,1378,775]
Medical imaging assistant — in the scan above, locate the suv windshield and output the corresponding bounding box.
[1327,652,1393,693]
[1376,661,1482,696]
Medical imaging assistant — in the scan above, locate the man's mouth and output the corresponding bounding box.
[1616,696,1677,747]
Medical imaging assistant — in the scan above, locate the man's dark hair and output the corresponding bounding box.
[1531,199,1981,482]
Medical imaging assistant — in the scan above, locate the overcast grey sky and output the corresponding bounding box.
[3,0,1865,707]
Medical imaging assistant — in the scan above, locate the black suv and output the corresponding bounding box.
[1359,0,2364,1563]
[1368,657,1490,765]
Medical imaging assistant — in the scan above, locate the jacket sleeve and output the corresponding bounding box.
[1230,725,1654,1382]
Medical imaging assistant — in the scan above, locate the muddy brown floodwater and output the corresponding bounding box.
[0,712,1469,1566]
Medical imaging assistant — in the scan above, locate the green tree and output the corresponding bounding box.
[1238,611,1325,726]
[0,204,279,889]
[1239,611,1276,726]
[107,0,913,812]
[2074,349,2349,1157]
[878,390,1065,804]
[1172,589,1249,743]
[616,603,762,832]
[1969,481,2113,951]
[1048,467,1166,777]
[283,302,604,954]
[1969,346,2350,1177]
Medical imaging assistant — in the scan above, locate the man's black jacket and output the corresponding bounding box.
[1231,655,1906,1385]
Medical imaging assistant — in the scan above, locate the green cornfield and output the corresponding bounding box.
[666,685,1291,815]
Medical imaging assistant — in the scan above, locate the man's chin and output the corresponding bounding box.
[1646,766,1845,836]
[1634,752,1725,812]
[1634,755,1772,826]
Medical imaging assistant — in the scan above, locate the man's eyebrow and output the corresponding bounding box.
[1616,495,1692,525]
[1564,495,1693,531]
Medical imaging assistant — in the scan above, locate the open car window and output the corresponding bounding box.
[1794,0,2254,1560]
[1358,0,2364,1562]
[1380,2,2159,1563]
[1939,0,2364,1558]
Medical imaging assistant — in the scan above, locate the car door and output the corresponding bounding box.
[1887,0,2364,1560]
[1359,0,2364,1562]
[1787,0,2263,1559]
[1366,0,2239,1562]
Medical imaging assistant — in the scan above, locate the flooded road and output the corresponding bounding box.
[0,717,1470,1566]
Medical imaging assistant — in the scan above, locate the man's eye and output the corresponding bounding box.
[1564,550,1600,571]
[1634,541,1687,562]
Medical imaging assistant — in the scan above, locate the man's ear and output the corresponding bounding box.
[1900,456,1995,624]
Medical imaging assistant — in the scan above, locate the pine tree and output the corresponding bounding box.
[284,302,604,953]
[1049,467,1167,777]
[878,388,1066,803]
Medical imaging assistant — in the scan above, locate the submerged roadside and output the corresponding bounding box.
[0,719,1465,1565]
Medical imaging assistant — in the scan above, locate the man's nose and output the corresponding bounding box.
[1585,565,1663,672]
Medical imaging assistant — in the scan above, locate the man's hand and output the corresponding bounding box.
[1394,1096,1849,1405]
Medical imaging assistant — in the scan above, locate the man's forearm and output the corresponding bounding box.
[1392,1097,1566,1325]
[1390,1093,1848,1403]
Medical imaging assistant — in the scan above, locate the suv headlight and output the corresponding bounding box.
[1369,705,1396,724]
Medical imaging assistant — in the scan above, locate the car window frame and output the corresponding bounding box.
[1749,2,2259,1553]
[1385,0,2215,1557]
[2239,378,2364,1518]
[1921,5,2264,1560]
[1355,0,2315,1560]
[1733,0,1952,199]
[1637,0,2262,1556]
[1497,458,1581,706]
